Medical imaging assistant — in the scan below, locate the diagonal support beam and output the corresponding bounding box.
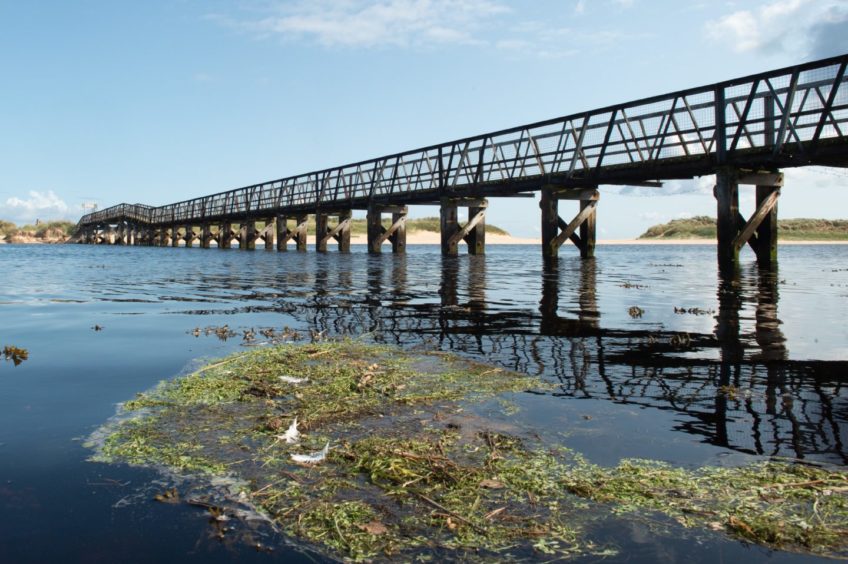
[733,188,780,253]
[541,188,599,259]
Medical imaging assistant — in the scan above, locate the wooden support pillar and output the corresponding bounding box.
[579,200,596,259]
[200,224,211,249]
[219,223,232,249]
[466,205,486,255]
[261,219,275,250]
[171,226,180,247]
[440,200,460,256]
[336,210,351,252]
[276,215,289,251]
[440,198,487,256]
[716,168,782,270]
[367,205,408,254]
[540,187,599,259]
[317,211,351,252]
[184,225,195,248]
[239,221,256,250]
[715,168,740,270]
[276,215,307,251]
[754,185,779,266]
[315,213,329,253]
[295,214,308,251]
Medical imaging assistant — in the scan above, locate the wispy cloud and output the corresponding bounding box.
[705,0,848,57]
[1,190,71,224]
[224,0,510,48]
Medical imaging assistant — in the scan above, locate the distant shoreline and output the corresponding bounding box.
[4,233,848,246]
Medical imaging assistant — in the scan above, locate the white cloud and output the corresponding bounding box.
[574,0,586,15]
[1,190,71,225]
[235,0,510,48]
[705,0,848,56]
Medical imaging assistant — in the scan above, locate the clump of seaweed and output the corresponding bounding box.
[560,458,848,554]
[2,345,28,366]
[89,340,848,561]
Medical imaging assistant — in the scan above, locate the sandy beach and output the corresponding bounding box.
[349,232,848,246]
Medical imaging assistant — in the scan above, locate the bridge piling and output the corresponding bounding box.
[540,187,599,259]
[715,168,782,269]
[316,211,351,252]
[238,221,256,250]
[219,223,232,249]
[440,198,487,256]
[260,220,274,250]
[184,225,196,248]
[367,205,407,254]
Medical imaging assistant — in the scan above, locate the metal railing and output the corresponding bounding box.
[80,54,848,227]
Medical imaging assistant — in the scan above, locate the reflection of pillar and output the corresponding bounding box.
[439,257,459,307]
[578,259,599,326]
[754,265,787,361]
[539,258,599,335]
[715,270,744,363]
[391,254,407,298]
[467,255,486,311]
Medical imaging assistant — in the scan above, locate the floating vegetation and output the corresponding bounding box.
[674,306,715,316]
[89,340,848,561]
[2,345,29,366]
[628,306,645,318]
[189,325,303,344]
[619,282,647,289]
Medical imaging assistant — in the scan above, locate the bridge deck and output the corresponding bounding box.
[79,54,848,228]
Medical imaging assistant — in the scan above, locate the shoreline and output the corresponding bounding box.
[4,234,848,246]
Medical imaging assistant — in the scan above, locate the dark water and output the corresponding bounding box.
[0,243,846,563]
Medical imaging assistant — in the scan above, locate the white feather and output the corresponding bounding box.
[291,442,330,464]
[279,375,308,384]
[271,418,301,445]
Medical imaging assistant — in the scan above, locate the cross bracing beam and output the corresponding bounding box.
[79,55,848,229]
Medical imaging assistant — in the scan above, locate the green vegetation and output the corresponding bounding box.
[90,341,848,560]
[0,219,76,242]
[0,220,15,237]
[639,216,848,240]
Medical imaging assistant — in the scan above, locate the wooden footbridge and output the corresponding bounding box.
[77,54,848,267]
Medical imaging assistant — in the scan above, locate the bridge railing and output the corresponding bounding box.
[80,54,847,227]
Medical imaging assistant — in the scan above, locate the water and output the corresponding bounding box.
[0,243,845,562]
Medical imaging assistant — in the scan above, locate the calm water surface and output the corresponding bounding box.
[0,243,846,563]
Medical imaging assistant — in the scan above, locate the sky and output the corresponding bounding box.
[1,0,847,238]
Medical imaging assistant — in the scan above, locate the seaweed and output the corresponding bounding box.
[88,340,848,561]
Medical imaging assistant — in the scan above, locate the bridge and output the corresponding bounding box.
[76,54,848,268]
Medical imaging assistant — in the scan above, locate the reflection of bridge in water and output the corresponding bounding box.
[265,258,845,465]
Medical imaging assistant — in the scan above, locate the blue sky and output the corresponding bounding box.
[1,0,847,238]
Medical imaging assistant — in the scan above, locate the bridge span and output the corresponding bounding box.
[77,54,848,268]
